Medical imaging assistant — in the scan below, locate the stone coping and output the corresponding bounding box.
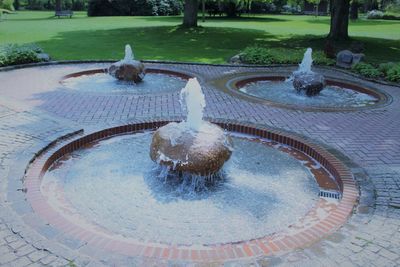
[24,119,358,263]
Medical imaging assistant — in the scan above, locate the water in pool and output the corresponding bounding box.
[41,132,320,245]
[240,80,377,108]
[62,72,187,94]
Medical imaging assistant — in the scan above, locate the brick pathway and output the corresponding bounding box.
[0,62,399,266]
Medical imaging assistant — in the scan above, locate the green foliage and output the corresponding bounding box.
[378,62,397,75]
[249,1,277,14]
[0,0,15,11]
[26,0,87,10]
[241,46,275,64]
[385,0,400,13]
[87,0,182,16]
[0,43,44,67]
[243,48,399,83]
[386,65,400,82]
[382,13,400,20]
[241,46,335,65]
[351,63,382,78]
[351,62,400,83]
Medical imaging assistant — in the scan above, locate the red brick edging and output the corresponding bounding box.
[24,120,358,262]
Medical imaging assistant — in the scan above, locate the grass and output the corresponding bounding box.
[0,11,399,64]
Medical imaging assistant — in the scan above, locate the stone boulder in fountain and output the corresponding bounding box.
[292,48,325,96]
[293,73,325,96]
[108,44,145,83]
[150,78,233,175]
[150,121,233,175]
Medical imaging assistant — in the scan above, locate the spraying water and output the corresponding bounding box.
[295,48,313,74]
[122,44,134,63]
[286,48,314,82]
[180,78,206,131]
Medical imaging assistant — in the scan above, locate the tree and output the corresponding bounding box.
[350,0,359,19]
[55,0,62,11]
[328,0,350,40]
[183,0,199,27]
[307,0,322,16]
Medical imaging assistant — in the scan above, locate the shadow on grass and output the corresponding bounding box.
[305,17,400,26]
[143,15,288,24]
[37,26,275,63]
[35,25,400,64]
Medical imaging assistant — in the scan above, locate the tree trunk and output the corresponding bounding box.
[202,0,205,22]
[350,0,358,19]
[225,1,238,17]
[183,0,199,27]
[328,0,350,40]
[55,0,62,11]
[14,0,20,10]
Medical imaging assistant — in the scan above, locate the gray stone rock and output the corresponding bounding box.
[229,53,243,64]
[352,53,365,65]
[36,53,50,62]
[293,73,325,96]
[336,50,365,69]
[336,50,354,68]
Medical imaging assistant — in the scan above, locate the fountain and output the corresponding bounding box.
[226,47,382,110]
[292,48,325,96]
[150,78,233,176]
[60,45,190,94]
[13,47,360,262]
[108,44,146,83]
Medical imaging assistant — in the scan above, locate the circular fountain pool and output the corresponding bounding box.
[42,132,320,245]
[223,74,388,111]
[61,68,190,94]
[25,121,357,261]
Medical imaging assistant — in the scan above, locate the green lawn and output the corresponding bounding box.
[0,11,399,64]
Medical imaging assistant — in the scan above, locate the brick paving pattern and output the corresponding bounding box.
[0,62,399,266]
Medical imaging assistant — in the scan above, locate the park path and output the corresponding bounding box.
[0,63,399,266]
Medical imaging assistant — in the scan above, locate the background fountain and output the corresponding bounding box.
[150,78,233,176]
[292,48,326,96]
[108,44,146,83]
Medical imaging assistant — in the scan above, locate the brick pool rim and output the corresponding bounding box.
[24,119,358,262]
[217,73,391,112]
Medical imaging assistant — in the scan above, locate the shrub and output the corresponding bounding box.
[240,46,335,66]
[382,63,400,83]
[385,1,400,13]
[382,13,400,20]
[351,63,382,78]
[366,10,384,19]
[353,62,400,83]
[87,0,182,16]
[250,1,276,13]
[378,62,397,75]
[241,46,275,64]
[26,0,87,10]
[0,0,15,11]
[0,44,45,67]
[386,66,400,83]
